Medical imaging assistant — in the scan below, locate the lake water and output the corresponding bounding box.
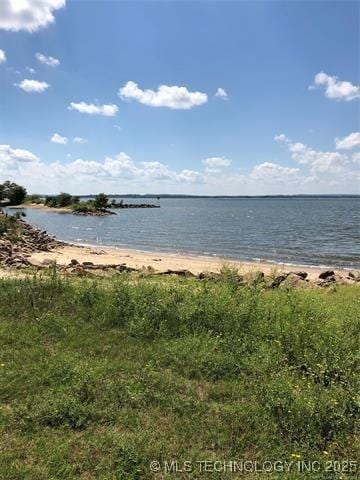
[14,197,360,269]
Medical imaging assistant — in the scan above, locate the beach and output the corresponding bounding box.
[28,242,354,281]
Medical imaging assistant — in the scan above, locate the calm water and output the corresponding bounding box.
[14,197,360,268]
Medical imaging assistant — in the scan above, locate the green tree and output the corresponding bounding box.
[0,181,27,205]
[44,196,57,207]
[94,193,109,210]
[56,192,73,207]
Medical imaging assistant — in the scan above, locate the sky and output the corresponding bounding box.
[0,0,359,195]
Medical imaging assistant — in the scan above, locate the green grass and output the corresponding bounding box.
[0,272,358,479]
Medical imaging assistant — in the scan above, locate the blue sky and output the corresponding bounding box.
[0,0,359,194]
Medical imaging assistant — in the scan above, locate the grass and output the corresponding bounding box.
[0,271,358,479]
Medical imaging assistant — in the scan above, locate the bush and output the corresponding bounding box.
[56,192,73,207]
[25,194,43,204]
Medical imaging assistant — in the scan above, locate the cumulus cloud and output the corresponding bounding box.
[16,79,50,93]
[0,144,39,171]
[177,169,203,183]
[215,87,228,100]
[276,134,349,175]
[36,52,60,67]
[202,157,232,172]
[310,72,360,101]
[26,66,36,74]
[274,133,290,142]
[68,101,118,117]
[51,133,68,144]
[73,137,88,144]
[335,132,360,150]
[250,162,300,182]
[119,81,207,110]
[0,0,66,32]
[0,49,6,64]
[352,152,360,165]
[0,145,203,193]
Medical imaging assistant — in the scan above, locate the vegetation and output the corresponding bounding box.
[0,213,19,236]
[25,194,43,204]
[44,193,79,208]
[94,192,109,210]
[0,181,27,205]
[42,192,111,214]
[0,272,358,479]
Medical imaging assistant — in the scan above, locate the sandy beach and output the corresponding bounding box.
[8,203,73,213]
[27,242,354,281]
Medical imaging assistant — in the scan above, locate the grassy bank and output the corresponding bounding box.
[0,272,358,479]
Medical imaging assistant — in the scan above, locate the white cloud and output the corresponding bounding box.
[16,79,50,93]
[202,156,232,172]
[119,81,207,110]
[68,101,118,117]
[2,140,358,195]
[311,72,360,101]
[215,87,228,100]
[250,162,300,182]
[51,133,68,144]
[289,142,348,174]
[335,132,360,150]
[0,0,66,32]
[36,52,60,67]
[274,133,290,142]
[0,49,6,64]
[177,169,203,183]
[26,66,36,74]
[352,152,360,165]
[73,137,88,144]
[0,144,39,171]
[277,134,349,175]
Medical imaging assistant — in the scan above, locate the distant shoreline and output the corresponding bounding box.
[22,194,360,199]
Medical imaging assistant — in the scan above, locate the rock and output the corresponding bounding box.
[70,258,79,265]
[162,269,195,277]
[281,273,306,288]
[198,271,221,281]
[319,270,335,280]
[270,274,288,288]
[42,258,56,266]
[348,271,360,281]
[292,271,308,279]
[317,275,336,286]
[82,261,94,266]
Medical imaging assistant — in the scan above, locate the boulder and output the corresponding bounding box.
[270,274,288,288]
[319,270,335,280]
[348,271,360,281]
[281,273,306,288]
[291,271,308,279]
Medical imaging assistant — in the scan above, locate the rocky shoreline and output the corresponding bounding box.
[0,214,359,286]
[0,215,64,268]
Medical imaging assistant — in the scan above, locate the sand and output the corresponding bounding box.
[27,243,354,281]
[7,203,72,213]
